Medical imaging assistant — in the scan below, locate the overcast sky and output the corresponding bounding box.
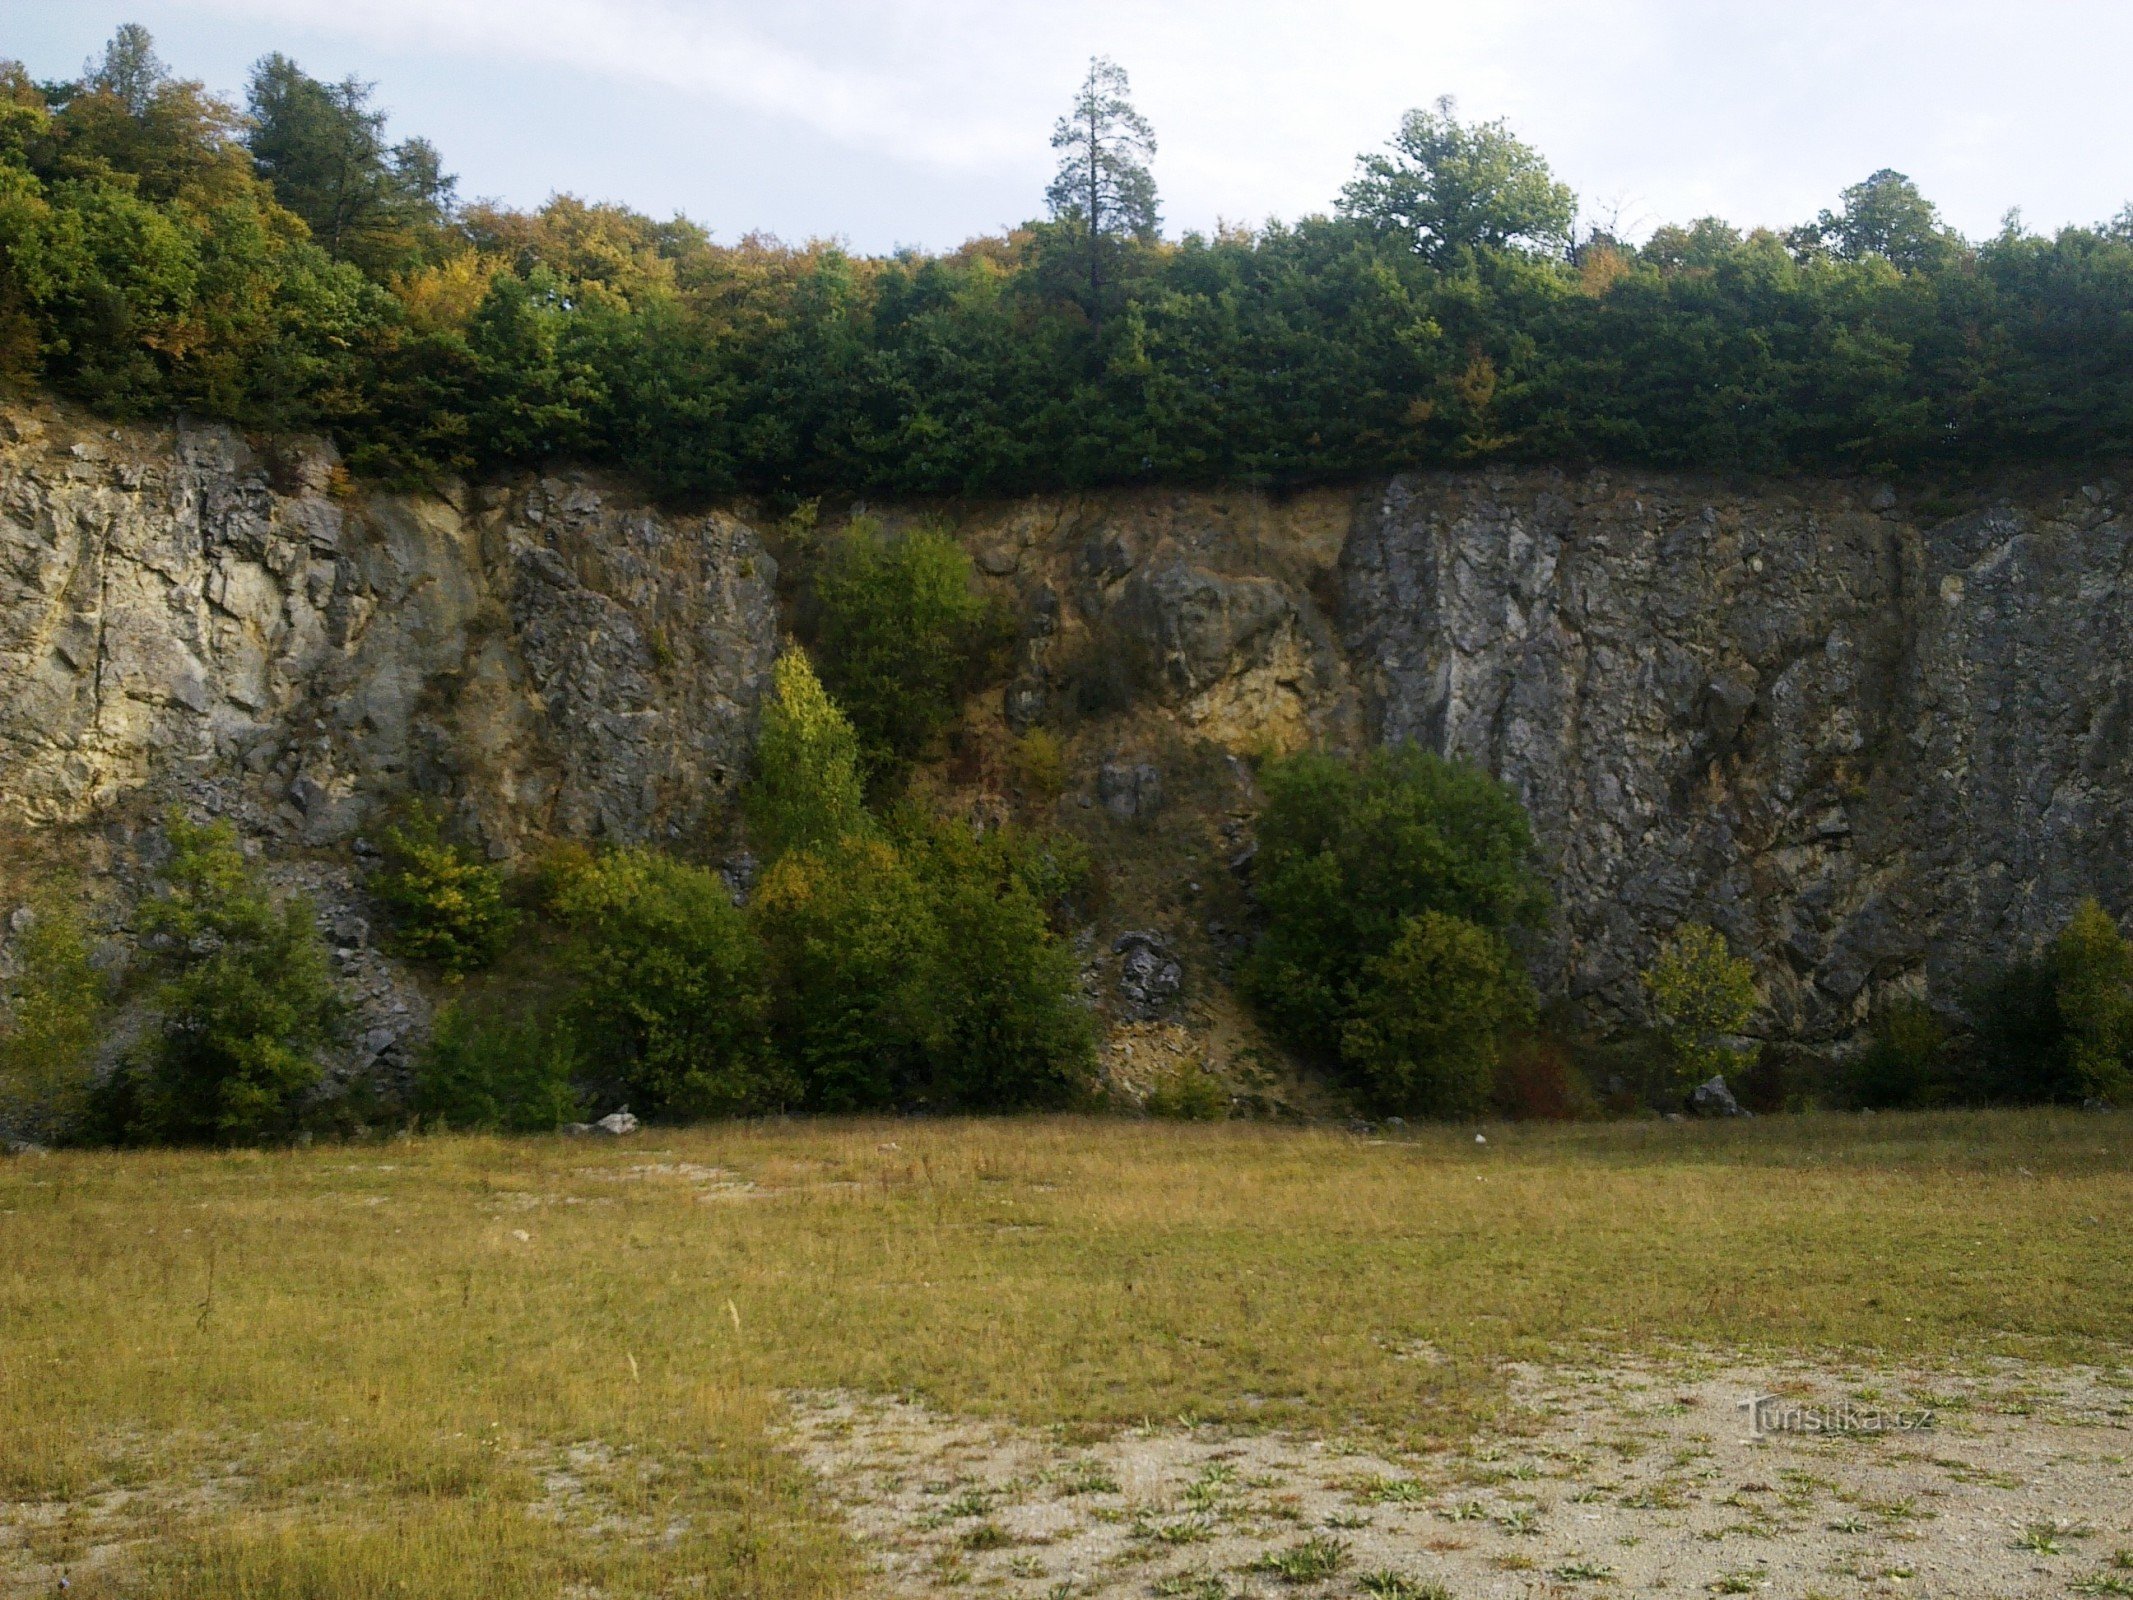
[6,0,2131,254]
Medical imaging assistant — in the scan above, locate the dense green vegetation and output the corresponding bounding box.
[95,816,345,1144]
[0,895,104,1143]
[1854,897,2133,1110]
[368,804,518,977]
[413,651,1092,1129]
[4,28,2130,506]
[797,519,1011,792]
[0,529,1091,1145]
[1241,746,1549,1114]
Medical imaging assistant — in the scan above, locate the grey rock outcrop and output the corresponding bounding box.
[1097,761,1162,821]
[0,401,779,853]
[1114,931,1183,1020]
[1689,1075,1746,1117]
[1343,470,2133,1042]
[5,398,2129,1060]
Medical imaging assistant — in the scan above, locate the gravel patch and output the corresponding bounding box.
[782,1353,2133,1598]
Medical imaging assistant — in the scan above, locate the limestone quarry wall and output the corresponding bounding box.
[2,396,2127,1046]
[0,400,778,857]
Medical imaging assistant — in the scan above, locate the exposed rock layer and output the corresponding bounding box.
[1343,469,2132,1040]
[0,401,778,856]
[1,398,2127,1045]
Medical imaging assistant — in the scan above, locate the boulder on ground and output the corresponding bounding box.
[1689,1075,1745,1117]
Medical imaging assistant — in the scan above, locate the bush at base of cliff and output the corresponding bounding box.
[1967,897,2133,1105]
[545,846,790,1120]
[749,823,1092,1114]
[902,818,1097,1111]
[411,1002,582,1133]
[1143,1059,1230,1121]
[1490,1033,1594,1121]
[0,899,107,1143]
[369,805,518,978]
[2051,899,2133,1103]
[743,658,1094,1114]
[1849,997,1954,1109]
[1340,912,1537,1118]
[1641,922,1760,1101]
[104,816,344,1145]
[1241,746,1548,1058]
[749,837,934,1112]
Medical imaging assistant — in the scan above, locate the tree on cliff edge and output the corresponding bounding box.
[1045,55,1159,322]
[1340,95,1575,266]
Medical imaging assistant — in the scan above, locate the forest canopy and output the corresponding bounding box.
[4,29,2131,502]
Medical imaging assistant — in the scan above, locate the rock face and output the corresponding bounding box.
[3,398,2128,1055]
[1343,469,2133,1042]
[0,401,778,854]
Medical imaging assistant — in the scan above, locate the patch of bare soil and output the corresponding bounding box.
[781,1354,2133,1598]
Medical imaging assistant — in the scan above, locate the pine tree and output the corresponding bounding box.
[1045,56,1158,320]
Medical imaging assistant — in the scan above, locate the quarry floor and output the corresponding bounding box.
[785,1357,2133,1600]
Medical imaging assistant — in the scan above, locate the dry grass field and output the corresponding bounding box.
[2,1112,2130,1598]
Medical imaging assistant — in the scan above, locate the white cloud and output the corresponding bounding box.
[130,0,2133,242]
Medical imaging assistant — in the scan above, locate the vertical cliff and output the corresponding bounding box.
[0,400,779,854]
[1343,469,2133,1041]
[2,396,2127,1059]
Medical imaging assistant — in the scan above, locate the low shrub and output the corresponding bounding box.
[1006,727,1068,804]
[1339,911,1536,1117]
[0,898,106,1142]
[1967,953,2069,1103]
[1143,1059,1230,1120]
[1641,922,1759,1099]
[1240,744,1547,1113]
[410,1002,581,1132]
[1967,897,2133,1104]
[2053,898,2133,1102]
[368,804,517,977]
[546,846,789,1118]
[111,815,344,1144]
[1850,996,1953,1108]
[1490,1033,1590,1120]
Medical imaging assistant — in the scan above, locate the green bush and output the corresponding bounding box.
[1640,922,1759,1098]
[1965,898,2133,1105]
[2051,899,2133,1102]
[1240,744,1548,1102]
[1850,996,1952,1108]
[1966,954,2069,1103]
[117,815,344,1144]
[746,814,1094,1114]
[808,521,1008,788]
[1340,911,1536,1116]
[545,846,787,1119]
[0,898,106,1142]
[1143,1059,1230,1120]
[745,650,871,860]
[410,1001,580,1132]
[749,835,935,1111]
[902,818,1096,1110]
[368,804,517,977]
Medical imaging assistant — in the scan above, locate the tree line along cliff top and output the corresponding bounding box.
[4,28,2131,506]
